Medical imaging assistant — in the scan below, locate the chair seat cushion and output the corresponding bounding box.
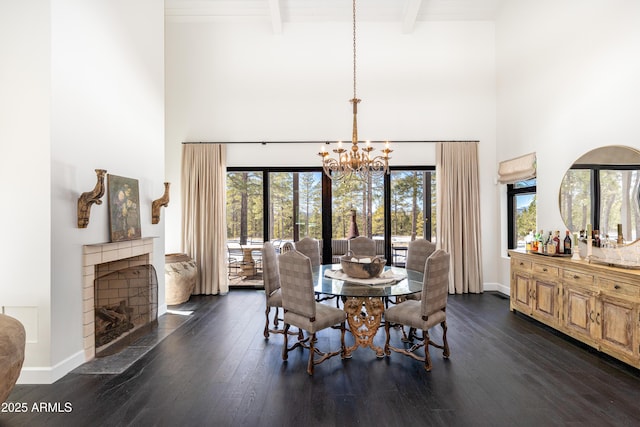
[384,300,446,330]
[285,303,346,333]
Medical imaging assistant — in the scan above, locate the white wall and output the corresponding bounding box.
[1,0,165,384]
[495,0,640,287]
[165,20,499,287]
[0,0,52,370]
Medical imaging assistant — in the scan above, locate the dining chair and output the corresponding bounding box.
[262,242,302,340]
[384,249,451,372]
[226,242,245,277]
[280,241,295,254]
[279,250,347,375]
[404,239,437,300]
[348,236,376,257]
[294,237,321,267]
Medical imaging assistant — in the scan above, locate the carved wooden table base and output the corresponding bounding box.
[343,296,385,358]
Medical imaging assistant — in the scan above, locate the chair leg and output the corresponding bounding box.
[263,306,271,339]
[441,321,450,358]
[423,329,433,372]
[384,320,392,356]
[340,321,347,358]
[307,332,316,375]
[282,324,290,361]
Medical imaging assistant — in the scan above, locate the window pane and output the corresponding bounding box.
[599,169,640,241]
[559,170,591,232]
[269,172,322,241]
[226,171,264,244]
[332,175,384,239]
[514,178,537,189]
[389,171,436,244]
[515,194,536,248]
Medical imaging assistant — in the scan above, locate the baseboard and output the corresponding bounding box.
[17,349,85,384]
[483,282,509,296]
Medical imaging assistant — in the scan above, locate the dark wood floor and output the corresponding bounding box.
[3,291,639,427]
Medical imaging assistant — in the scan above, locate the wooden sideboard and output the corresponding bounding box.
[509,250,640,369]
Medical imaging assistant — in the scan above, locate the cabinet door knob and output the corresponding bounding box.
[589,311,595,322]
[520,262,524,266]
[596,313,601,325]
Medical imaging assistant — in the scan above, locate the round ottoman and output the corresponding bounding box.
[0,314,26,403]
[165,253,198,305]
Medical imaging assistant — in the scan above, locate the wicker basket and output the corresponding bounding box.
[340,252,386,279]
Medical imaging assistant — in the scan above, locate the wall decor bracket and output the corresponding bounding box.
[77,169,107,228]
[151,182,170,224]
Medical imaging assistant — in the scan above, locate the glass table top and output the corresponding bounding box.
[313,264,423,298]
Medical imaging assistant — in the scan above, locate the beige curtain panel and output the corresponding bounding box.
[497,152,536,184]
[181,144,229,295]
[436,142,483,294]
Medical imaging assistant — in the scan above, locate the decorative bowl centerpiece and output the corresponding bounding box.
[340,252,386,279]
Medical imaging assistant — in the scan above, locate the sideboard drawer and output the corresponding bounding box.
[599,278,640,297]
[563,269,595,286]
[512,258,532,272]
[533,263,559,277]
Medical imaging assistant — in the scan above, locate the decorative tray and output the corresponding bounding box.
[527,250,572,258]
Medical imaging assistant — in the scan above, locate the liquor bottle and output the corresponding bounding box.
[564,230,572,254]
[537,230,544,253]
[554,231,561,254]
[546,231,554,254]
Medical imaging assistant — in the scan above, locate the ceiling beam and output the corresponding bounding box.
[402,0,422,34]
[268,0,282,34]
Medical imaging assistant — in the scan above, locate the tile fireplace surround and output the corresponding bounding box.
[82,238,154,361]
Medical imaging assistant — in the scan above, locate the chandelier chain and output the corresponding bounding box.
[317,0,392,181]
[353,0,357,100]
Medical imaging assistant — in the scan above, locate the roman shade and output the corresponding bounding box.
[497,152,536,184]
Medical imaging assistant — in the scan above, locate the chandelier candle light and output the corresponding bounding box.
[318,0,392,181]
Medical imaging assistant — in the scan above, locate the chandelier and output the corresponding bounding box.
[318,0,392,181]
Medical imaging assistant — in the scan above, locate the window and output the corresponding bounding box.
[226,171,264,244]
[389,169,436,244]
[331,175,384,239]
[269,171,322,241]
[507,178,537,250]
[226,164,437,264]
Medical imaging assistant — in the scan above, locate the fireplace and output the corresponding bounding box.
[94,263,158,356]
[82,238,156,360]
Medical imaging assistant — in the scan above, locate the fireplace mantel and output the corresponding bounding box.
[82,237,155,360]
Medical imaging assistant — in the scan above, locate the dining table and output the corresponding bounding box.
[312,264,423,358]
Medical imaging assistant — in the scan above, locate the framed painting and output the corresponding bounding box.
[107,174,141,242]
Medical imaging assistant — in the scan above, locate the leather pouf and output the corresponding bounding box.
[0,314,26,403]
[165,253,198,305]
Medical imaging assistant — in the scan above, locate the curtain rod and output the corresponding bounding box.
[181,140,479,144]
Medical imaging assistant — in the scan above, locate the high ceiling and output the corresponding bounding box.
[166,0,504,33]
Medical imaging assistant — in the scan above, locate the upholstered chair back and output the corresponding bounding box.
[421,250,450,318]
[406,239,437,273]
[280,241,295,254]
[279,250,316,320]
[348,236,376,256]
[262,242,280,296]
[294,237,321,267]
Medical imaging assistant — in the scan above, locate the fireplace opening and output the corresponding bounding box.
[94,264,158,357]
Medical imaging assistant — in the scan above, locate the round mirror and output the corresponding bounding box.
[559,145,640,244]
